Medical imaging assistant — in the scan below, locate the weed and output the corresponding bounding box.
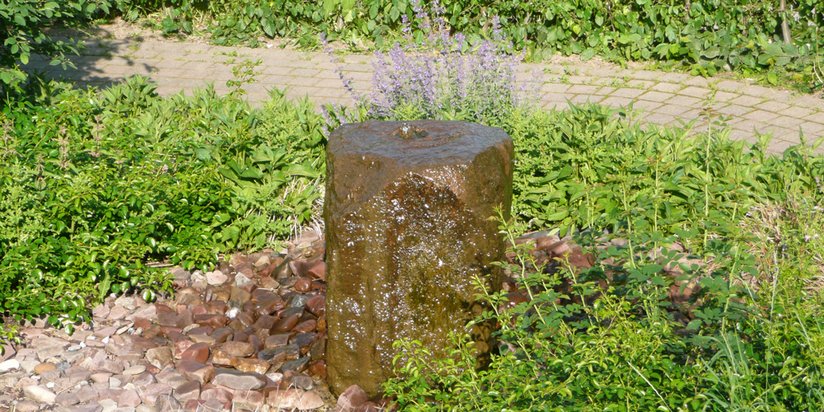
[224,55,262,96]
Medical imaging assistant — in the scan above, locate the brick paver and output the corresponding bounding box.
[25,24,824,154]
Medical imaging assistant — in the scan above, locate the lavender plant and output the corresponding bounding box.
[324,0,533,126]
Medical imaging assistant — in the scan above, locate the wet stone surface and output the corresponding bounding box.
[324,121,514,397]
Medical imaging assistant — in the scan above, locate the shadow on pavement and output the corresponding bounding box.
[22,25,157,90]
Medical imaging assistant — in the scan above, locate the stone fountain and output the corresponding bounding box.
[324,120,513,397]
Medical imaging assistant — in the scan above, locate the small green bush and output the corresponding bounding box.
[507,105,824,245]
[0,76,325,329]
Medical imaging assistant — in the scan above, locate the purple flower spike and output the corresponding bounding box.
[346,2,537,122]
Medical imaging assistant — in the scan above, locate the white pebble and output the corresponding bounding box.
[0,359,20,373]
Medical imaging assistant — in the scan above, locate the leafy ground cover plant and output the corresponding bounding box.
[0,76,325,332]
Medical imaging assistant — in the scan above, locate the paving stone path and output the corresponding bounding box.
[25,24,824,155]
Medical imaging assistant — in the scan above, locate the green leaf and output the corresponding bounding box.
[617,33,641,44]
[322,0,337,15]
[194,147,212,161]
[239,166,263,180]
[341,0,356,13]
[262,18,276,37]
[0,69,16,85]
[369,2,379,19]
[544,210,569,221]
[285,164,320,178]
[640,264,665,275]
[571,24,581,36]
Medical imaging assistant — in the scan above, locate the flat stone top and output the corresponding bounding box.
[328,120,511,166]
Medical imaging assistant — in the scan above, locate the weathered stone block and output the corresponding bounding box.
[324,120,513,397]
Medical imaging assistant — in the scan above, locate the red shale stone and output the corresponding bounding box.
[155,304,179,327]
[307,260,326,280]
[212,369,265,390]
[180,342,210,363]
[210,347,238,368]
[294,277,312,292]
[232,390,266,410]
[177,360,215,384]
[253,314,276,330]
[294,319,317,333]
[305,295,325,317]
[193,314,229,328]
[265,334,290,349]
[271,313,301,333]
[211,327,234,344]
[173,340,193,359]
[307,360,327,379]
[220,341,254,357]
[235,357,271,375]
[336,384,368,411]
[200,387,233,407]
[173,381,200,403]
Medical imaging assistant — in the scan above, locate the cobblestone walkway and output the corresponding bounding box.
[27,24,824,154]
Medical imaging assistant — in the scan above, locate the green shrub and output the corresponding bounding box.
[0,76,325,329]
[508,105,824,245]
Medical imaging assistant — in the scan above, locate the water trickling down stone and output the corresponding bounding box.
[324,120,513,397]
